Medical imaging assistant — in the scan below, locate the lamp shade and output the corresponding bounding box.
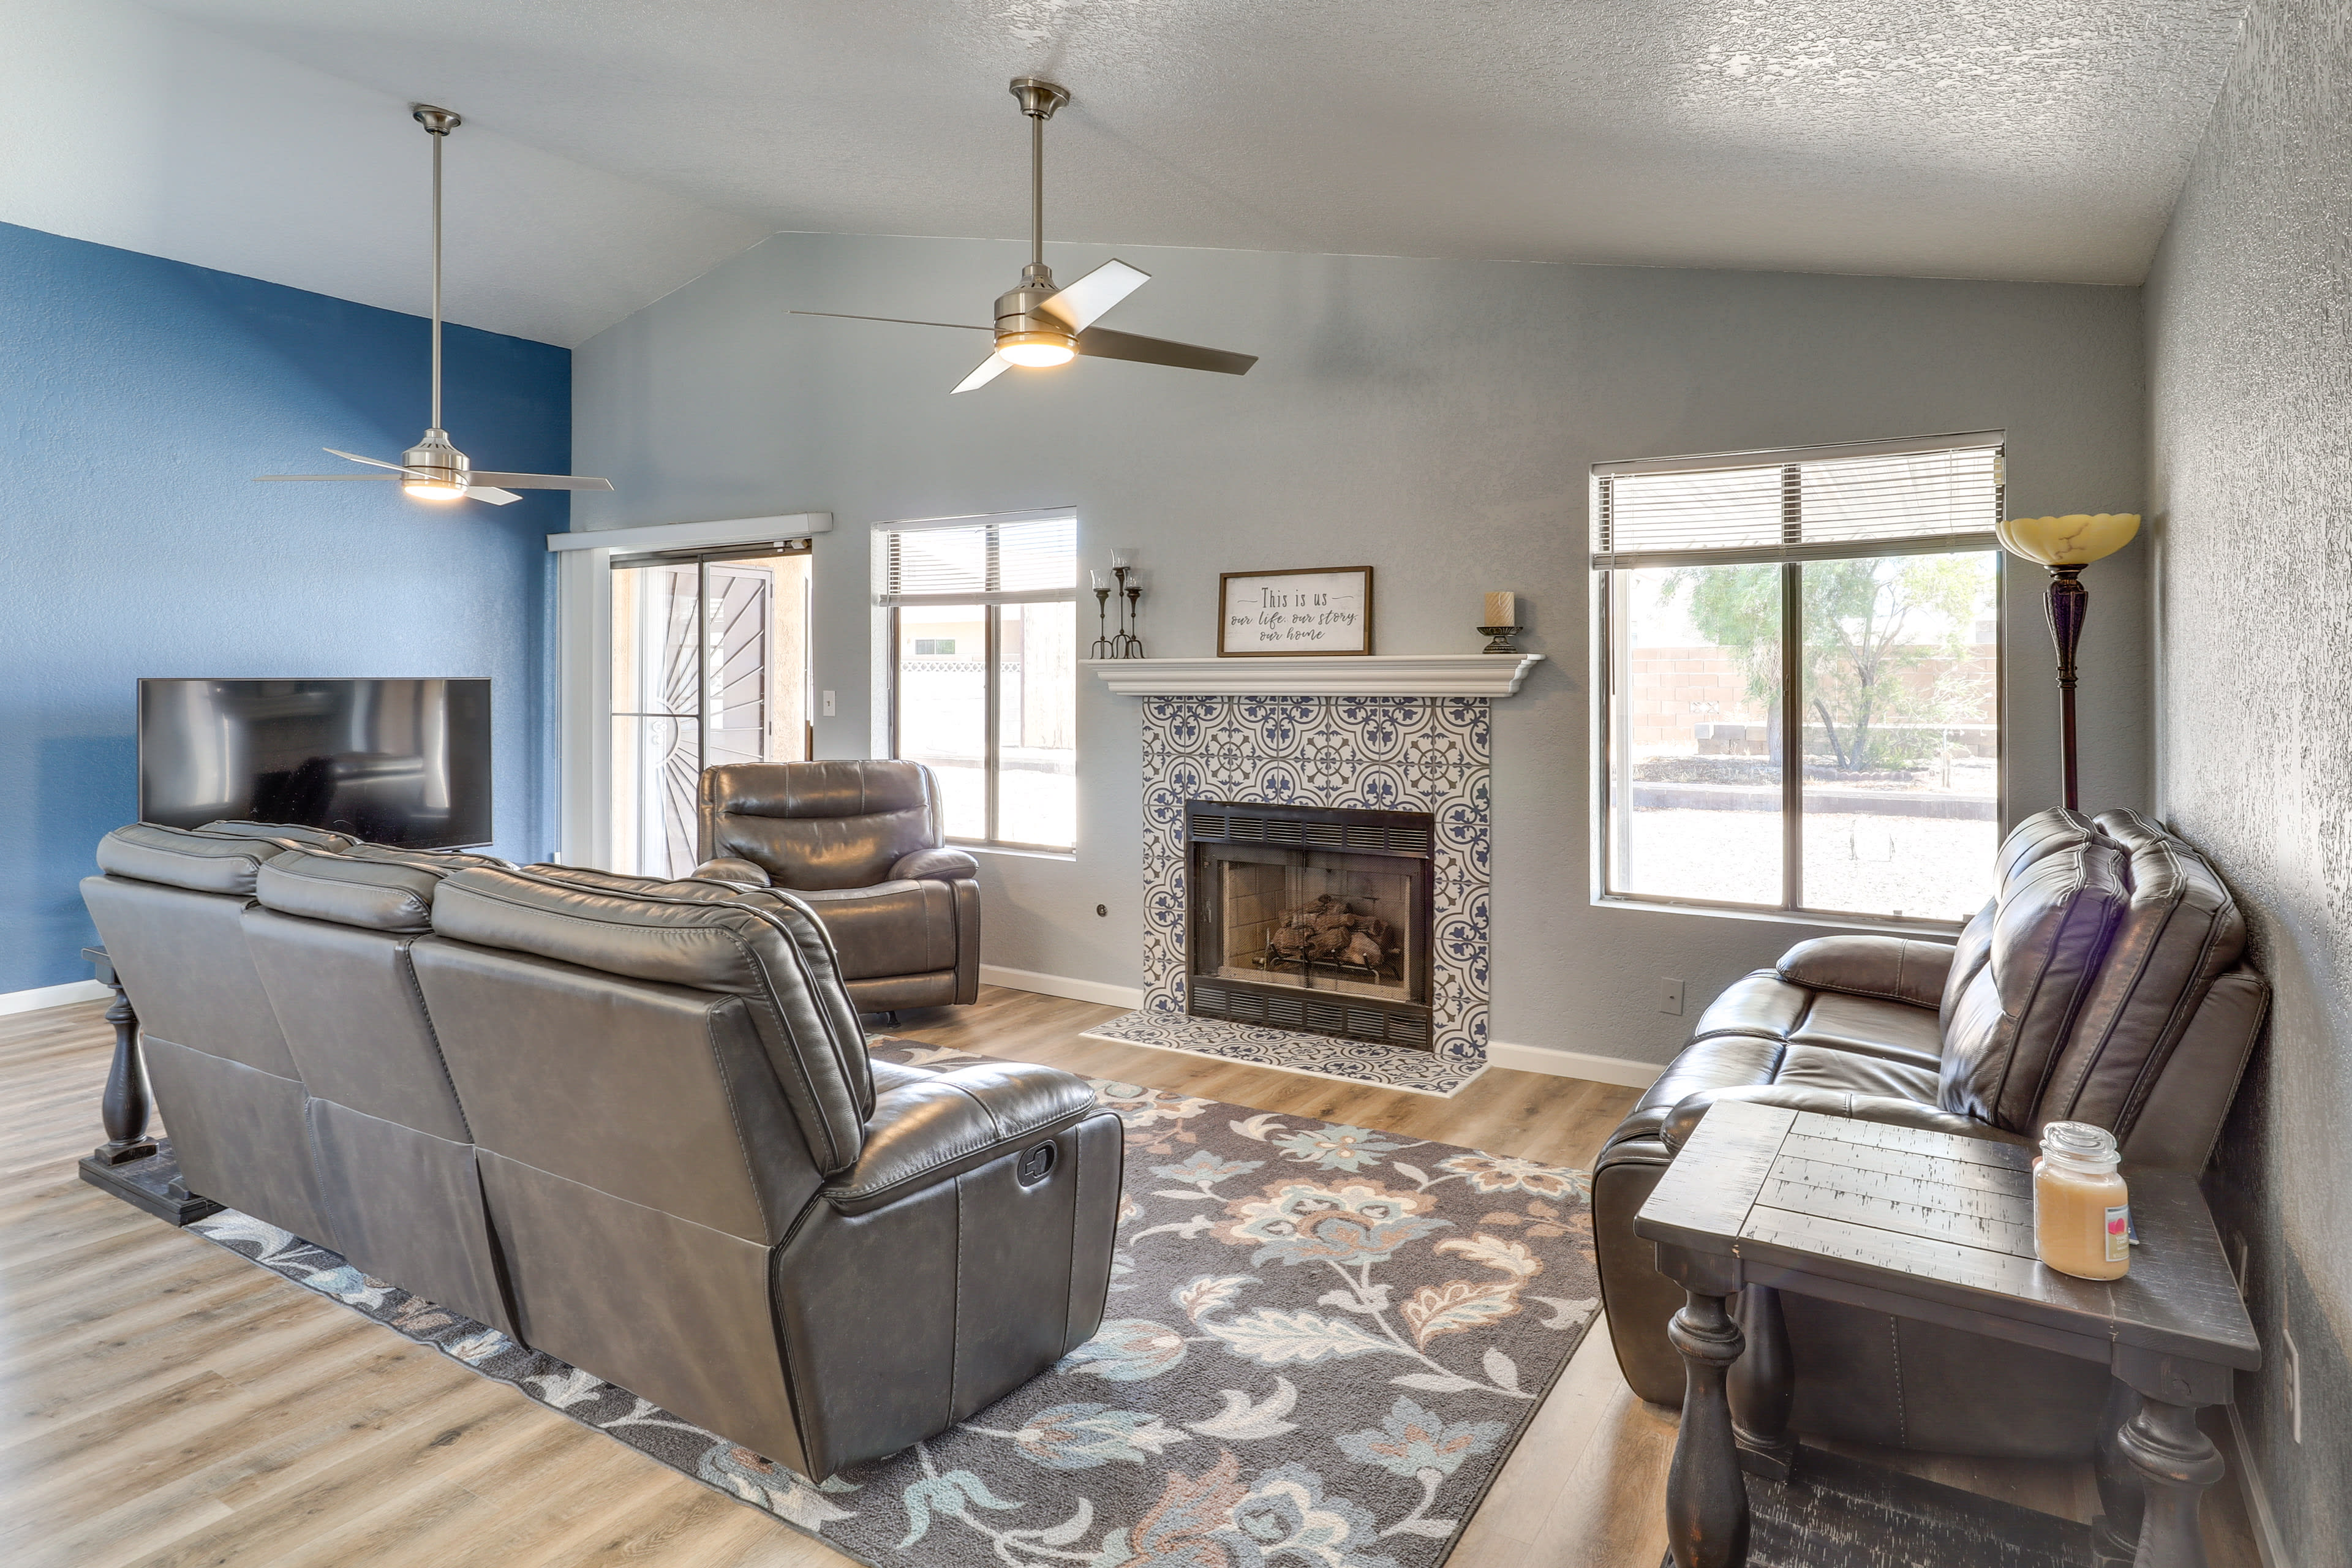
[1996,513,2141,567]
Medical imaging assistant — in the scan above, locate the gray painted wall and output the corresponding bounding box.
[2147,0,2351,1556]
[572,231,2147,1066]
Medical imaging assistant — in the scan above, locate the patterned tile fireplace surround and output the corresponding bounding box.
[1082,657,1542,1097]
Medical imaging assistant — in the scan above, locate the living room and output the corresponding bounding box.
[2,3,2342,1566]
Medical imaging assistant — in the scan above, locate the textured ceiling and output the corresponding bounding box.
[7,1,2250,344]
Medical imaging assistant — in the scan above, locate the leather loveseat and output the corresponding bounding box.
[695,760,981,1013]
[1594,807,2267,1458]
[82,821,1122,1479]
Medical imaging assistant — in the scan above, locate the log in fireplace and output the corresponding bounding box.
[1185,801,1435,1049]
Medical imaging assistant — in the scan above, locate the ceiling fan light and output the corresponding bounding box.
[998,331,1077,368]
[401,477,468,501]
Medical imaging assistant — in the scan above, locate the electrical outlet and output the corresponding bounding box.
[2283,1322,2301,1443]
[2230,1230,2249,1289]
[821,690,837,717]
[1659,978,1685,1017]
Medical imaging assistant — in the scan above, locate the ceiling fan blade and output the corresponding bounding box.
[1075,327,1257,377]
[468,472,617,491]
[466,486,523,505]
[1035,260,1150,333]
[791,311,993,333]
[952,353,1014,394]
[257,473,402,481]
[323,447,411,472]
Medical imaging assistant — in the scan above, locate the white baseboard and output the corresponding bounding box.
[0,979,110,1017]
[2225,1399,2294,1568]
[1487,1039,1664,1090]
[979,965,1146,1011]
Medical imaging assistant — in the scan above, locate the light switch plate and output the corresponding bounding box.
[821,690,837,717]
[1659,978,1685,1016]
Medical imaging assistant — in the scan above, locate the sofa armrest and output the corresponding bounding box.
[690,856,772,886]
[890,846,980,883]
[1661,1083,2029,1154]
[1775,934,1956,1009]
[821,1062,1096,1214]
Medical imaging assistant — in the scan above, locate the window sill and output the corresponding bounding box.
[1590,893,1966,940]
[954,842,1079,864]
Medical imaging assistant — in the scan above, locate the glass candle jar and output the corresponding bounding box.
[2033,1121,2130,1281]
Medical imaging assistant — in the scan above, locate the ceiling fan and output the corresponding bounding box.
[793,78,1257,394]
[258,106,613,505]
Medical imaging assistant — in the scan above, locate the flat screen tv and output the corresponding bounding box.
[140,679,492,849]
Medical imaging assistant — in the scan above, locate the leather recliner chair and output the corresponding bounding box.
[240,842,522,1338]
[1593,808,2268,1458]
[693,760,980,1012]
[414,864,1121,1476]
[82,820,358,1246]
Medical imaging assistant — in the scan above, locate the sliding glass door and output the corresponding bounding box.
[608,545,810,878]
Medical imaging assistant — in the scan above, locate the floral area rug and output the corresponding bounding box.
[187,1042,1601,1568]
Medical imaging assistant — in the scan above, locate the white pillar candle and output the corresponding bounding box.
[1484,591,1515,627]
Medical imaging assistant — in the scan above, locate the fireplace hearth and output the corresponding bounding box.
[1186,801,1435,1049]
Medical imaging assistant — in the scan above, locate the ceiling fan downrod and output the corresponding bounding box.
[409,105,464,494]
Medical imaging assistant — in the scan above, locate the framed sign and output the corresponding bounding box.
[1218,567,1375,656]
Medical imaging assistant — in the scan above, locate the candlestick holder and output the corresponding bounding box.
[1090,586,1115,658]
[1478,624,1523,654]
[1120,584,1145,658]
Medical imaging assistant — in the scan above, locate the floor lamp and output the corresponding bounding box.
[1995,513,2141,811]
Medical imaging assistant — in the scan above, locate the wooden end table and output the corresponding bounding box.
[1635,1101,2258,1568]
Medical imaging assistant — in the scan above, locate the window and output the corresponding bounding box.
[877,511,1078,850]
[1593,433,2004,925]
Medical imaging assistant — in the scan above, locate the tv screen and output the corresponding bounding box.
[140,679,492,849]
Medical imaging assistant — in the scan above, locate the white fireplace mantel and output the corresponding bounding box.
[1084,653,1544,698]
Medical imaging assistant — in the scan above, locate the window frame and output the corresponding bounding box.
[1589,438,2008,933]
[877,510,1079,853]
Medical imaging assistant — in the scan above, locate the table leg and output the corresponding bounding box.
[92,975,157,1165]
[2117,1395,2225,1568]
[2092,1377,2144,1567]
[1667,1288,1750,1568]
[1729,1284,1796,1481]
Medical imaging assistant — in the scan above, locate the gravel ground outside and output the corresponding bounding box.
[1621,808,1997,922]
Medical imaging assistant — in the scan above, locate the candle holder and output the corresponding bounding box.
[1120,584,1145,657]
[1478,624,1523,655]
[1090,583,1115,658]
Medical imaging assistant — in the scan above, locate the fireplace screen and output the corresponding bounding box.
[1186,802,1434,1049]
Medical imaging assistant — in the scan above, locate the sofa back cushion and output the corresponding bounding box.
[428,866,873,1177]
[2034,810,2247,1140]
[256,844,510,934]
[698,760,943,891]
[1939,809,2109,1030]
[1937,832,2130,1131]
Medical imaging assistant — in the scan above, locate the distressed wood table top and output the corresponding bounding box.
[1634,1101,2258,1372]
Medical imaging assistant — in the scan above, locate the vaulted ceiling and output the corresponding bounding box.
[2,0,2250,345]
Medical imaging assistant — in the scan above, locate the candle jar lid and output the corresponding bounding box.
[2040,1119,2119,1172]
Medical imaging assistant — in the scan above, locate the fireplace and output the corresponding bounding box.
[1186,801,1436,1049]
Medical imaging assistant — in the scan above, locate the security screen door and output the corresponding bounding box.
[608,544,811,878]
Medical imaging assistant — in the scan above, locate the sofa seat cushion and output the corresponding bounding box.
[1602,1033,1784,1159]
[795,881,959,981]
[1691,972,1942,1069]
[1770,1043,1942,1102]
[1786,993,1945,1069]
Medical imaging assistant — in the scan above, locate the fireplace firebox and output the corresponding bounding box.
[1186,801,1436,1049]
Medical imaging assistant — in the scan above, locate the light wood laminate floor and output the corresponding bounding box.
[2,988,2260,1566]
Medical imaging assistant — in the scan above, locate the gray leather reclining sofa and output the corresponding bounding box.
[1595,807,2268,1458]
[82,820,1123,1479]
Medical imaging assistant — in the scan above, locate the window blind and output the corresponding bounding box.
[875,511,1078,606]
[1591,431,2003,568]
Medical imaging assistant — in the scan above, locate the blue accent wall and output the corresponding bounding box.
[0,220,568,995]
